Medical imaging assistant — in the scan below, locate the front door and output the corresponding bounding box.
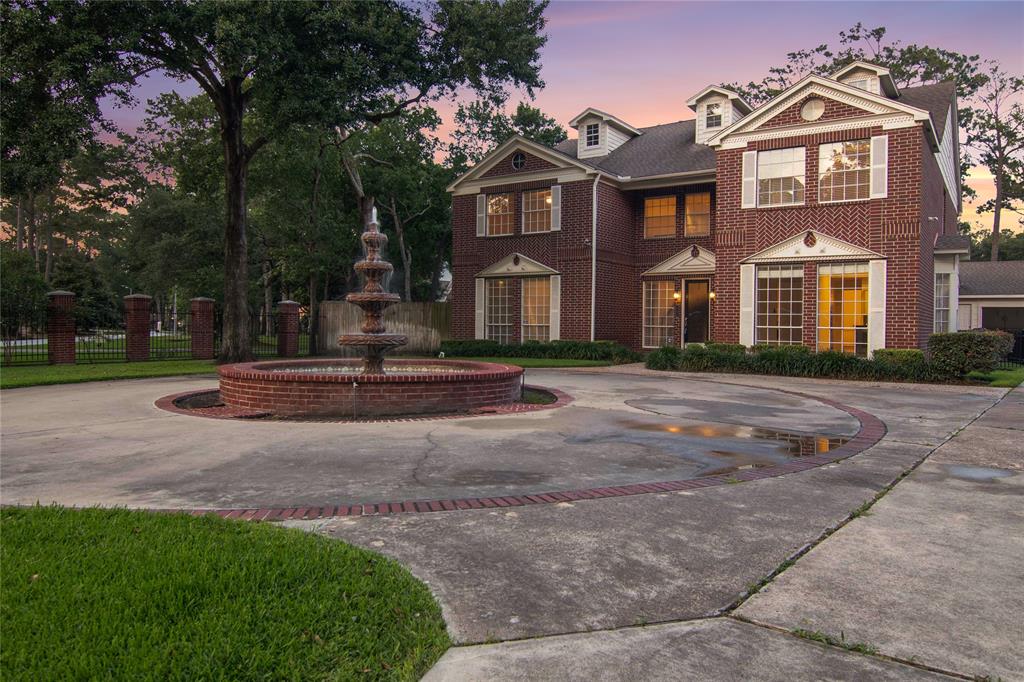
[684,279,710,344]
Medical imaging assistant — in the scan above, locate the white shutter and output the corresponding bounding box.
[868,260,887,355]
[741,151,757,208]
[520,192,525,233]
[549,275,561,340]
[474,278,486,339]
[739,264,755,346]
[550,185,561,231]
[870,135,888,199]
[476,194,487,236]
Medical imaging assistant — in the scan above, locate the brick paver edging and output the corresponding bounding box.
[150,386,886,521]
[154,385,574,422]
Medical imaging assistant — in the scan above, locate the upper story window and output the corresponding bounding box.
[757,147,805,207]
[847,78,869,91]
[522,188,552,233]
[585,123,600,147]
[684,193,711,236]
[705,102,722,129]
[644,196,676,238]
[486,193,514,236]
[819,140,870,203]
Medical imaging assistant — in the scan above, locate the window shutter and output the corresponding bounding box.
[474,278,486,339]
[550,185,561,231]
[521,192,526,233]
[739,264,755,346]
[870,135,888,198]
[741,151,757,208]
[476,194,487,236]
[549,275,561,340]
[868,259,887,355]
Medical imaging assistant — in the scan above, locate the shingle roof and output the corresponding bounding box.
[935,235,971,252]
[959,261,1024,297]
[897,81,956,141]
[553,120,714,178]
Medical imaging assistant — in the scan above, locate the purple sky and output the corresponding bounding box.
[105,1,1024,231]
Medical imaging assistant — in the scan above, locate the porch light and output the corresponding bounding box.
[709,291,716,300]
[673,291,682,303]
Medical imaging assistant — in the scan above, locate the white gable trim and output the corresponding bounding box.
[686,86,752,114]
[567,108,642,136]
[707,75,935,148]
[476,253,559,278]
[742,230,885,264]
[643,246,717,275]
[447,135,592,192]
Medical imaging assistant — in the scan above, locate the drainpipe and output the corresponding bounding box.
[590,174,599,341]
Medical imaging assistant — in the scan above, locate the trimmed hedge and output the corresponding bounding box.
[440,339,641,363]
[928,330,1014,375]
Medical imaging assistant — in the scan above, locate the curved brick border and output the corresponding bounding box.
[150,385,886,520]
[154,385,574,422]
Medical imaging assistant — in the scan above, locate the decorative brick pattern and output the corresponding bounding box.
[276,300,300,358]
[46,291,76,365]
[479,150,557,179]
[124,294,152,362]
[758,95,874,130]
[190,298,216,360]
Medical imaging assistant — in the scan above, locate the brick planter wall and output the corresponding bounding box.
[218,359,524,417]
[46,291,76,365]
[124,294,152,361]
[190,298,216,360]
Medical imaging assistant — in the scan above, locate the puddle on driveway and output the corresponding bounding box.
[944,465,1016,482]
[568,418,849,477]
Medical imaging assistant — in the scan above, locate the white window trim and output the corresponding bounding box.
[585,123,600,148]
[485,192,516,238]
[521,276,552,342]
[817,139,872,205]
[521,188,553,234]
[642,280,676,349]
[755,146,807,209]
[643,195,677,240]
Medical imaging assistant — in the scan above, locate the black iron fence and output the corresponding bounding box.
[1,298,48,366]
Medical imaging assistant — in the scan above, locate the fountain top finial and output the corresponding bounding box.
[370,206,378,228]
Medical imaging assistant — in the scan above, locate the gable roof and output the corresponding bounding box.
[831,61,900,97]
[685,86,753,114]
[554,120,715,179]
[567,108,643,136]
[959,262,1024,297]
[934,234,971,254]
[897,81,956,143]
[446,134,594,192]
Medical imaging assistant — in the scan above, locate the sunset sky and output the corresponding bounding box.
[106,1,1024,233]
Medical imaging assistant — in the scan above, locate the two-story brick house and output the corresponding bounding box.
[447,61,968,355]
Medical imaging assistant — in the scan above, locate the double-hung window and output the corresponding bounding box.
[817,263,869,357]
[819,140,871,203]
[756,265,804,346]
[643,280,675,348]
[757,147,806,207]
[485,278,512,343]
[522,188,552,233]
[486,193,514,236]
[705,102,722,128]
[684,193,711,237]
[522,277,551,342]
[585,123,600,147]
[934,273,951,332]
[644,196,676,238]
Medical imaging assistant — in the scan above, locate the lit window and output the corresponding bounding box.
[486,193,514,236]
[643,280,676,348]
[756,265,804,346]
[485,278,512,343]
[522,189,552,234]
[585,123,600,147]
[817,263,869,357]
[706,102,722,128]
[819,140,870,203]
[522,277,551,342]
[757,147,805,207]
[934,273,950,332]
[644,196,676,238]
[684,193,711,237]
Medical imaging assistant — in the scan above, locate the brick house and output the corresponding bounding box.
[447,61,968,355]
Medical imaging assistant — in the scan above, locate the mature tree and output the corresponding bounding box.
[965,64,1024,261]
[448,100,567,173]
[970,229,1024,261]
[28,0,547,360]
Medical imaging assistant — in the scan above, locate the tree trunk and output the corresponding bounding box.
[14,197,24,251]
[219,80,252,362]
[388,198,413,302]
[43,191,55,283]
[990,165,1003,261]
[26,192,37,267]
[308,272,319,356]
[262,259,273,336]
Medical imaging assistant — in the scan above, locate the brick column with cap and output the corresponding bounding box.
[124,294,152,362]
[190,297,216,360]
[47,291,76,365]
[277,300,300,358]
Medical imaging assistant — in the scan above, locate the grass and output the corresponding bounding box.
[521,387,557,405]
[0,506,449,681]
[791,628,878,656]
[1,359,219,389]
[968,365,1024,388]
[452,356,612,368]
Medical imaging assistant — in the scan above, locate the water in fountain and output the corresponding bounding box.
[337,207,408,374]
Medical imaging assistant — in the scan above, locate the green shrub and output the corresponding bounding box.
[645,345,683,370]
[750,343,811,355]
[440,339,640,363]
[704,342,747,355]
[928,330,1014,376]
[872,348,926,365]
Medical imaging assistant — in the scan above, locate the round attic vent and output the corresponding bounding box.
[511,152,526,169]
[800,98,825,122]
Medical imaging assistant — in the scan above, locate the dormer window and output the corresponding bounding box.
[585,123,600,147]
[706,103,722,129]
[847,78,870,91]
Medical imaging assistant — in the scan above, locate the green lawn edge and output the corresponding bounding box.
[0,506,450,681]
[1,359,219,389]
[966,366,1024,388]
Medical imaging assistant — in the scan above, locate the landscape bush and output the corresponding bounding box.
[644,345,684,371]
[440,339,641,363]
[928,330,1014,375]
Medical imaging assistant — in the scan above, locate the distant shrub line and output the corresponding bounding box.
[440,339,641,363]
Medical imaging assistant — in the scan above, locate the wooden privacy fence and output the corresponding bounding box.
[317,301,451,356]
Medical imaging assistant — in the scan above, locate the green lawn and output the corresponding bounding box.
[968,365,1024,388]
[0,507,449,681]
[1,359,218,389]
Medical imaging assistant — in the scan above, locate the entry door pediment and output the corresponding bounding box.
[644,245,716,276]
[742,230,884,264]
[476,252,558,278]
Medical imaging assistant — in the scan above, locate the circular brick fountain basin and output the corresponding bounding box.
[218,359,524,417]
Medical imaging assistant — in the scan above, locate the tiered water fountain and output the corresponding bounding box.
[217,206,524,418]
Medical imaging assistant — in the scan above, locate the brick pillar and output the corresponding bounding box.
[47,290,76,365]
[124,294,152,362]
[190,297,216,360]
[277,300,300,358]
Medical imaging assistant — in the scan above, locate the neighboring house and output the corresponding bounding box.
[447,61,964,355]
[957,261,1024,333]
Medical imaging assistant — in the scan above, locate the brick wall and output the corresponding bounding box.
[759,95,873,130]
[479,150,556,179]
